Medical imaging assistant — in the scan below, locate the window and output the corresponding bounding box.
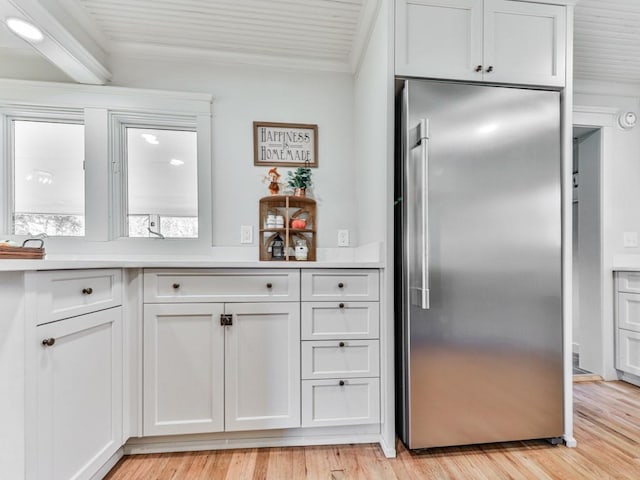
[12,120,85,236]
[125,127,198,238]
[0,80,212,253]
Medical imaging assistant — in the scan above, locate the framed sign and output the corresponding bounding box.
[253,121,318,167]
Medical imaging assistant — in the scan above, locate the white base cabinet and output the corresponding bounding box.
[27,270,124,480]
[142,270,302,436]
[144,301,301,435]
[616,273,640,380]
[143,303,225,436]
[225,302,300,431]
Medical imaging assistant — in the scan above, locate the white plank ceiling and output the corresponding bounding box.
[64,0,373,72]
[574,0,640,84]
[4,0,640,83]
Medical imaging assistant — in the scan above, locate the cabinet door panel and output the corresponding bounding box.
[617,293,640,332]
[484,0,566,86]
[143,303,225,436]
[36,307,122,480]
[225,303,300,431]
[618,330,640,377]
[396,0,483,80]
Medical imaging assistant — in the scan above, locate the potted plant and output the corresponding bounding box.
[287,167,313,197]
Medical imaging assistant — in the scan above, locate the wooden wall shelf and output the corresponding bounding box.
[259,195,316,261]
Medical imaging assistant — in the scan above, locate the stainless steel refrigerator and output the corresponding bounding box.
[395,80,563,449]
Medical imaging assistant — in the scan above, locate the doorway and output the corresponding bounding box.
[572,126,603,377]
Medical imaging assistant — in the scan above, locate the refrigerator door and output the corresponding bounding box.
[400,80,563,448]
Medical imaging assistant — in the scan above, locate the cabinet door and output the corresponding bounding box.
[395,0,483,80]
[617,293,640,332]
[143,303,225,436]
[225,303,300,431]
[36,307,122,480]
[618,330,640,377]
[484,0,566,86]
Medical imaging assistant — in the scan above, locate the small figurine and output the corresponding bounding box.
[266,167,282,195]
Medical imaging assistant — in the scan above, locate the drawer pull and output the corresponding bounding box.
[339,341,345,347]
[339,380,345,386]
[172,283,180,289]
[42,338,55,347]
[266,283,273,289]
[338,282,344,289]
[82,287,93,295]
[339,303,345,309]
[475,65,483,72]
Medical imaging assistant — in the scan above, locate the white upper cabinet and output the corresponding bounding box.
[395,0,567,87]
[395,0,483,81]
[484,0,566,86]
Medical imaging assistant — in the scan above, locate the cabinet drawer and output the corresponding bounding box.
[617,293,640,332]
[143,269,300,303]
[618,329,640,377]
[302,340,379,380]
[302,378,380,427]
[302,302,379,340]
[301,270,379,302]
[617,272,640,294]
[34,269,122,325]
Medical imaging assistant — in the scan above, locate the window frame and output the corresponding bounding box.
[110,113,200,241]
[0,80,213,254]
[1,107,84,238]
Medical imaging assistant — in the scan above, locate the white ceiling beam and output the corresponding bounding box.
[0,0,111,84]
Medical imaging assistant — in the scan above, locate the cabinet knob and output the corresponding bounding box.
[339,303,345,309]
[475,65,483,72]
[42,338,55,347]
[266,283,273,289]
[82,287,93,295]
[172,283,180,289]
[339,341,345,347]
[338,282,344,289]
[339,380,345,386]
[486,66,494,73]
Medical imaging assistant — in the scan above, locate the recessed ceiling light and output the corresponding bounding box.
[141,133,159,145]
[169,158,184,166]
[6,18,44,43]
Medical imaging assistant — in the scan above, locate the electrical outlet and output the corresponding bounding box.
[337,229,350,247]
[240,225,253,244]
[624,231,638,248]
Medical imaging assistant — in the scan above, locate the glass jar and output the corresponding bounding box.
[294,240,308,261]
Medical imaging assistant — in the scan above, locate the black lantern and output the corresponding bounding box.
[271,234,285,260]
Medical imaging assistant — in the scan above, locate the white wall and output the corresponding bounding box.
[354,1,390,248]
[574,79,640,378]
[108,58,357,248]
[0,51,70,82]
[575,82,640,259]
[575,129,602,373]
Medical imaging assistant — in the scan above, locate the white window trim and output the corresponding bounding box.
[0,79,213,255]
[1,107,84,237]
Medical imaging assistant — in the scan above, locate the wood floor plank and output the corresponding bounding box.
[105,381,640,479]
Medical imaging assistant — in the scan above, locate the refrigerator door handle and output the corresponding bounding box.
[410,119,430,309]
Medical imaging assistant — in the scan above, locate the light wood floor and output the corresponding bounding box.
[105,381,640,479]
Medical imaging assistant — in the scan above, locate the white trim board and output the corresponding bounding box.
[0,79,213,115]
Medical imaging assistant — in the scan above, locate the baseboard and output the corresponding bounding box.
[563,434,577,448]
[620,371,640,388]
[573,374,603,383]
[124,433,381,455]
[91,447,123,480]
[379,436,397,458]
